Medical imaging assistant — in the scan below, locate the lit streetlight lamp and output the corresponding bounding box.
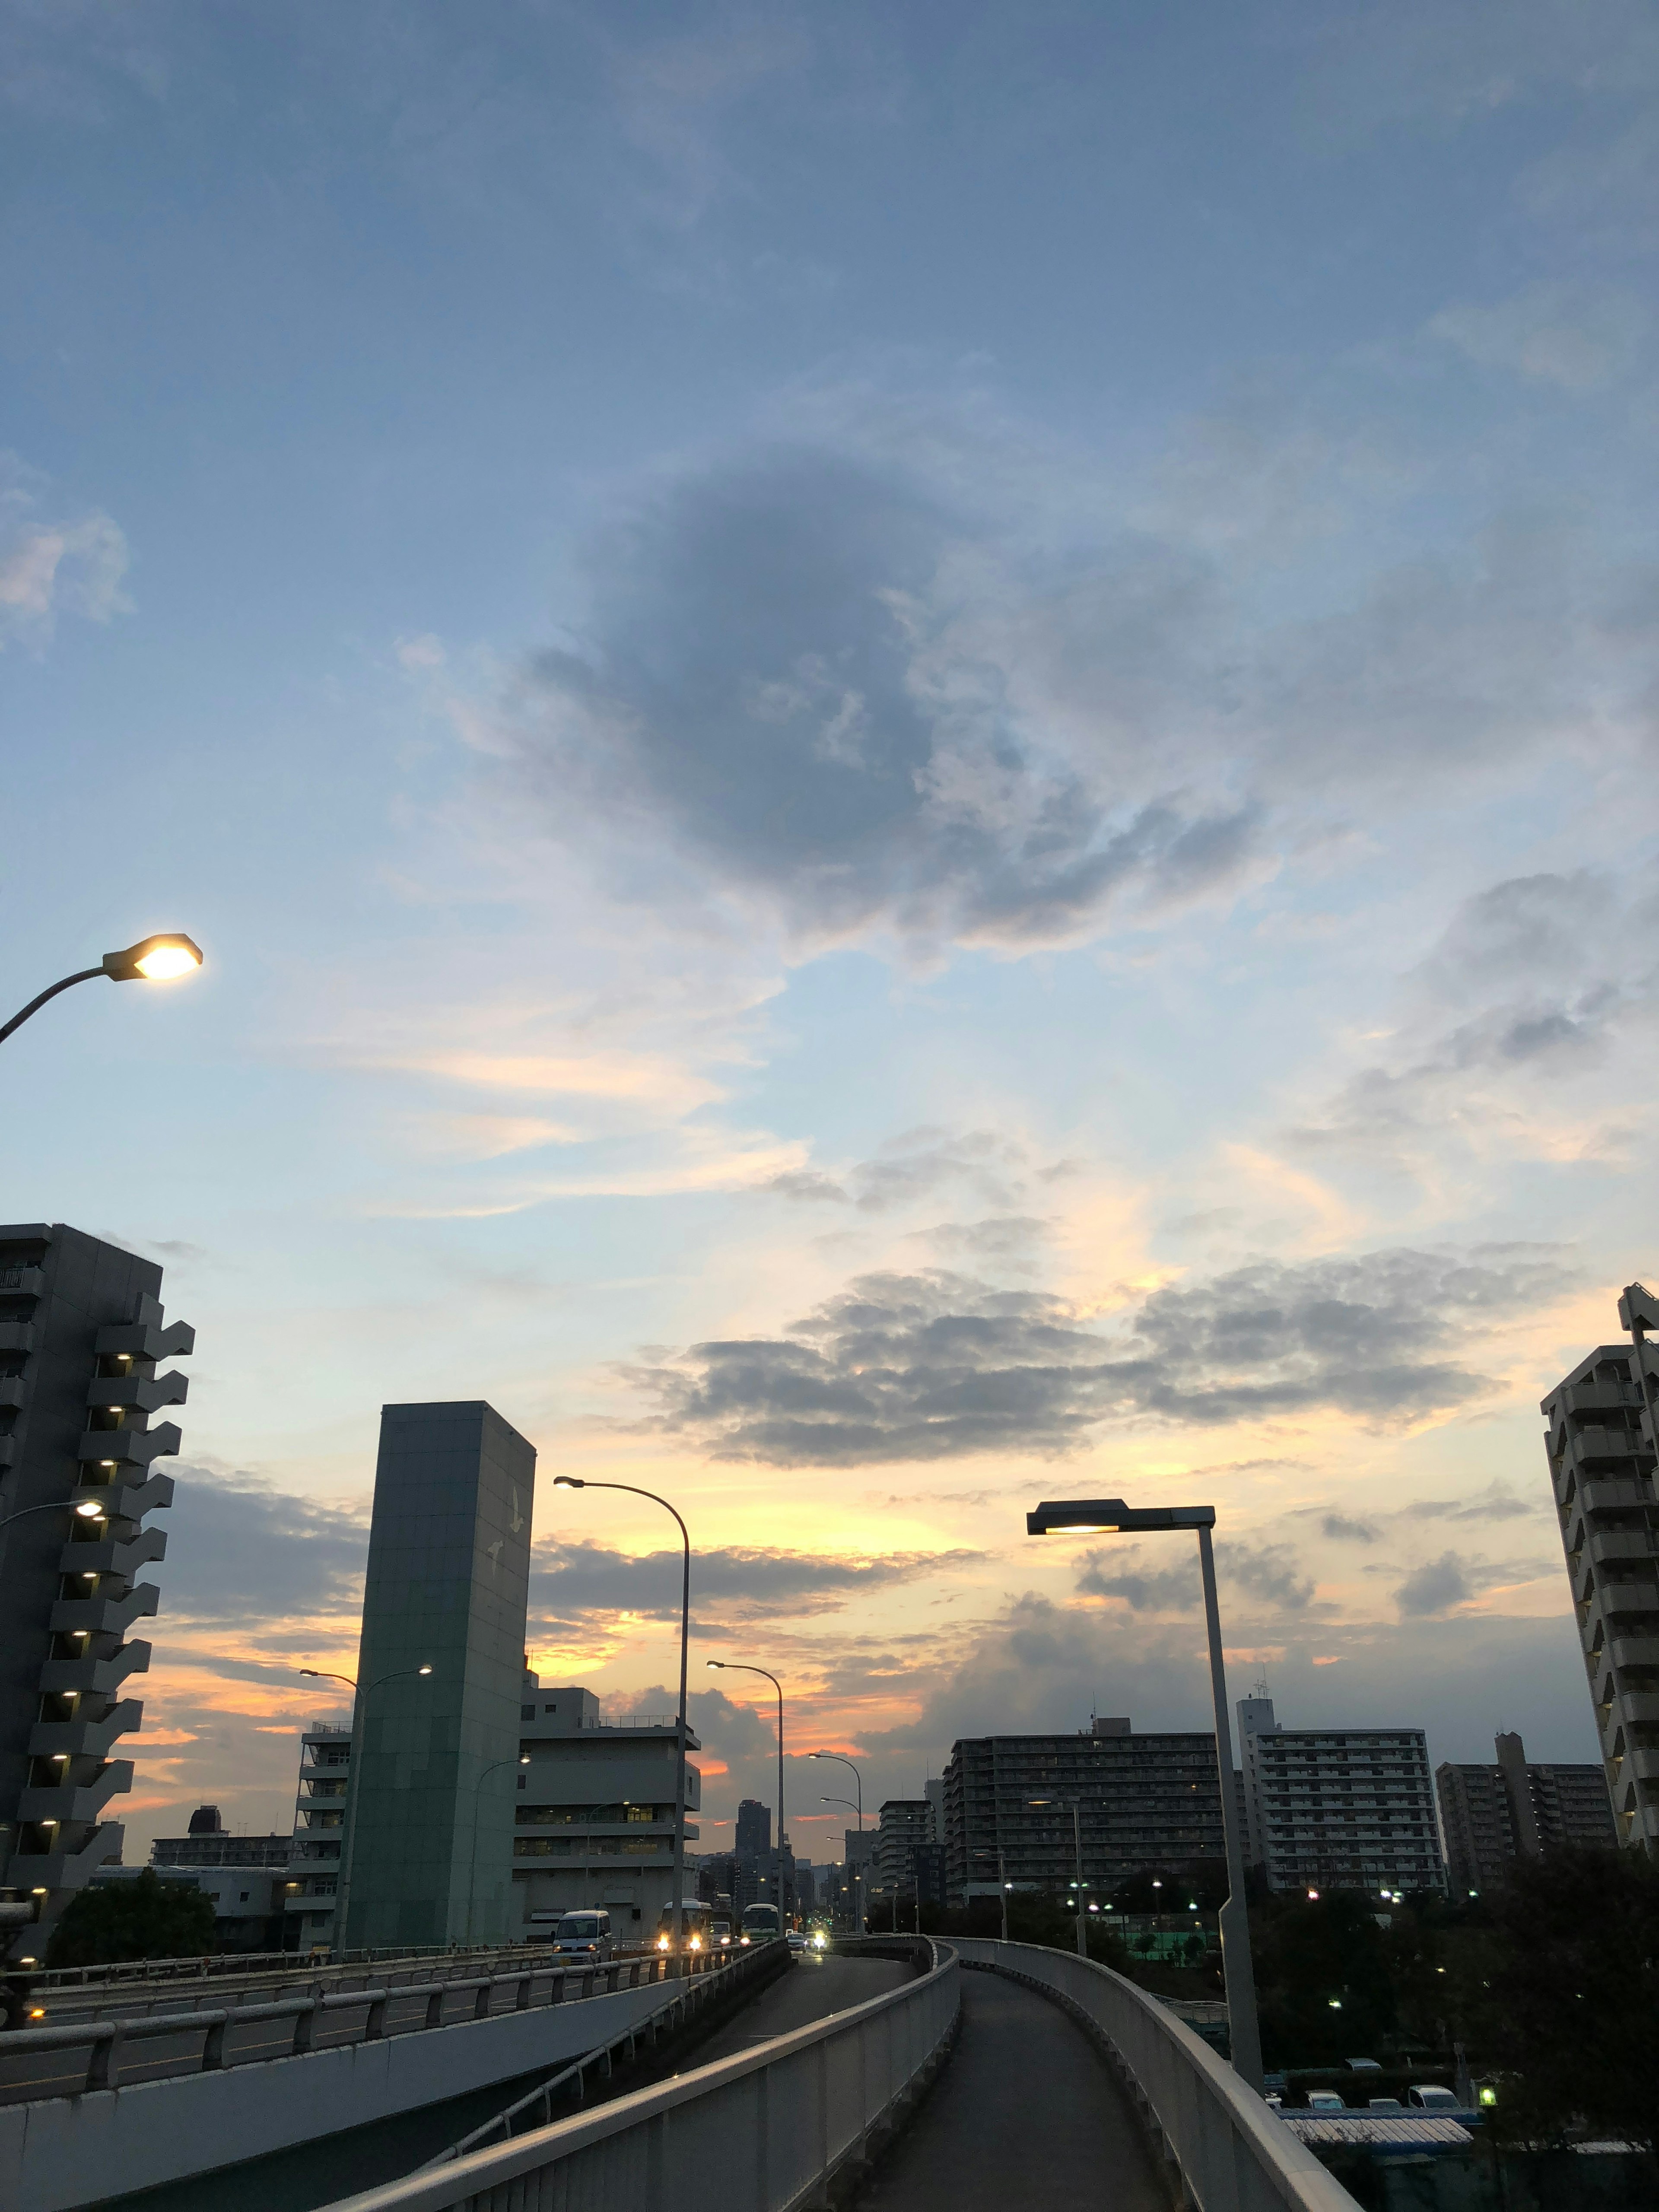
[0,1499,104,1533]
[553,1476,691,1951]
[810,1749,865,1932]
[1,935,203,1048]
[708,1661,785,1918]
[1028,1797,1088,1958]
[298,1662,432,1952]
[1027,1496,1264,2091]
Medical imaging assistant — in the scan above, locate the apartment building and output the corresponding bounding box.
[1237,1697,1445,1895]
[1436,1729,1615,1894]
[1541,1291,1659,1853]
[283,1722,351,1950]
[943,1719,1225,1904]
[872,1798,934,1899]
[0,1225,192,1964]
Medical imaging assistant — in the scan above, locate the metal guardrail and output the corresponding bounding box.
[317,1935,960,2212]
[29,1937,556,1995]
[0,1950,737,2098]
[954,1939,1359,2212]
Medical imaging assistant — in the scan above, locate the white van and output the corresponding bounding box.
[1407,2085,1461,2111]
[551,1908,612,1962]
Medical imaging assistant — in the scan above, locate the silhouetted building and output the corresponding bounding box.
[1437,1729,1615,1894]
[0,1224,193,1965]
[736,1799,770,1858]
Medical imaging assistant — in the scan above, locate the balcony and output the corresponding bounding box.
[86,1370,189,1415]
[1564,1379,1645,1415]
[1589,1529,1659,1571]
[0,1265,45,1296]
[0,1378,25,1411]
[28,1700,143,1761]
[48,1583,160,1638]
[76,1422,182,1473]
[1608,1636,1659,1672]
[57,1528,168,1580]
[37,1640,151,1697]
[1601,1583,1659,1624]
[0,1322,35,1355]
[1579,1478,1654,1515]
[3,1818,124,1897]
[16,1761,133,1824]
[73,1468,176,1522]
[94,1316,195,1361]
[1567,1425,1652,1467]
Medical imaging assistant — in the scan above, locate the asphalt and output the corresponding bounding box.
[857,1966,1166,2212]
[684,1950,912,2071]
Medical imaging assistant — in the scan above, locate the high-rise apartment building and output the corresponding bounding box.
[735,1798,770,1859]
[1541,1289,1659,1853]
[1236,1698,1444,1894]
[342,1401,537,1948]
[1436,1729,1615,1895]
[512,1681,699,1936]
[872,1799,935,1898]
[285,1721,351,1950]
[0,1224,192,1964]
[943,1719,1224,1905]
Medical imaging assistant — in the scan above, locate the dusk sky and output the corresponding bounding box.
[6,1,1658,1858]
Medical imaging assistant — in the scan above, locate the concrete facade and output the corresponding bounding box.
[1436,1729,1616,1895]
[343,1402,537,1950]
[1541,1300,1659,1852]
[512,1683,700,1937]
[943,1720,1224,1904]
[1236,1698,1445,1894]
[0,1224,192,1964]
[285,1720,350,1948]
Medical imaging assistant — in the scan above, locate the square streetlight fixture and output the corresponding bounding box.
[103,934,203,983]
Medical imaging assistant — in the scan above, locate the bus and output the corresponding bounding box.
[655,1900,714,1954]
[739,1902,782,1945]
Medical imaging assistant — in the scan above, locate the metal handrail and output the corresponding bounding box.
[0,1950,741,2099]
[954,1939,1359,2212]
[315,1935,958,2212]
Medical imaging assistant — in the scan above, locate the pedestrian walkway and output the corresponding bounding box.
[858,1964,1166,2212]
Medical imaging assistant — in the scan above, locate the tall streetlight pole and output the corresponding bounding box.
[709,1661,785,1918]
[1027,1497,1264,2092]
[467,1754,529,1945]
[298,1662,432,1955]
[553,1478,690,1951]
[1029,1797,1087,1958]
[810,1750,864,1932]
[1,935,203,1048]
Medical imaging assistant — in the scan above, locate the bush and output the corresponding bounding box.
[46,1871,217,1968]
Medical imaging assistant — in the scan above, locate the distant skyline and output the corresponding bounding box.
[4,0,1657,1856]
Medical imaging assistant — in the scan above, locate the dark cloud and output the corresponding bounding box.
[161,1467,366,1626]
[1078,1539,1316,1614]
[1413,1484,1540,1523]
[1396,1552,1472,1618]
[529,1537,976,1627]
[629,1244,1564,1466]
[509,443,1265,949]
[1321,1512,1381,1544]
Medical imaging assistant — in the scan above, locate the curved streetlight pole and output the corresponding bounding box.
[708,1662,785,1917]
[0,1499,105,1534]
[0,935,203,1048]
[810,1750,865,1932]
[553,1478,690,1950]
[467,1754,530,1945]
[299,1662,432,1955]
[1029,1796,1087,1958]
[820,1795,866,1931]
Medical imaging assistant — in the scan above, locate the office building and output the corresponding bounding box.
[943,1720,1224,1905]
[343,1401,537,1948]
[1436,1730,1615,1894]
[512,1682,700,1936]
[284,1721,350,1950]
[1541,1294,1659,1852]
[0,1224,192,1964]
[151,1805,291,1870]
[1237,1697,1444,1894]
[735,1799,770,1858]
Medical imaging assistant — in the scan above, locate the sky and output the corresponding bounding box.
[4,0,1658,1862]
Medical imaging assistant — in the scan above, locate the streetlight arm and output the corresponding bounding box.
[709,1661,785,1914]
[0,969,104,1047]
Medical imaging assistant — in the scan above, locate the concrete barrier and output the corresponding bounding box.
[0,1972,677,2212]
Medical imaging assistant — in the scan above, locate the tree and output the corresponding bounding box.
[1469,1846,1659,2149]
[1251,1890,1398,2067]
[46,1871,217,1968]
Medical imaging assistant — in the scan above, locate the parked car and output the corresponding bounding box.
[1407,2085,1462,2111]
[1305,2091,1347,2112]
[1368,2098,1405,2113]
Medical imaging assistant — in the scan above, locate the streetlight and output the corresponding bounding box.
[1,935,203,1048]
[298,1662,432,1953]
[467,1755,530,1944]
[810,1749,865,1933]
[708,1661,785,1918]
[1027,1496,1264,2091]
[0,1499,104,1533]
[1029,1798,1087,1959]
[553,1476,690,1951]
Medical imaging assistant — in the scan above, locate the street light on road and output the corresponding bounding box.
[297,1662,433,1953]
[708,1661,785,1917]
[1028,1797,1088,1958]
[1,935,203,1048]
[810,1750,865,1932]
[553,1476,691,1950]
[467,1754,530,1944]
[1026,1497,1264,2091]
[0,1499,104,1533]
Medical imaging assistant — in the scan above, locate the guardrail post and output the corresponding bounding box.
[292,1999,317,2055]
[581,1969,594,2000]
[365,1995,387,2040]
[552,1971,564,2005]
[201,2016,227,2070]
[424,1987,445,2029]
[474,1983,492,2021]
[86,2023,124,2093]
[515,1976,532,2012]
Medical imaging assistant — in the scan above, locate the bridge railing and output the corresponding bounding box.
[0,1949,733,2100]
[319,1934,960,2212]
[953,1940,1357,2212]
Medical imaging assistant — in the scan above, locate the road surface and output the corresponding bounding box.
[686,1949,912,2071]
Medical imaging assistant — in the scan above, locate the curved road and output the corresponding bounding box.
[858,1965,1165,2211]
[685,1951,912,2072]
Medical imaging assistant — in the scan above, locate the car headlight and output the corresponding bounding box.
[740,1935,751,1945]
[812,1932,826,1948]
[689,1934,702,1949]
[656,1936,670,1950]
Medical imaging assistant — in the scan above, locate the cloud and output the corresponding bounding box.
[626,1243,1556,1466]
[1427,283,1647,390]
[160,1468,367,1627]
[1395,1551,1472,1617]
[1321,1513,1380,1544]
[0,458,130,647]
[529,1537,978,1626]
[1078,1539,1317,1615]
